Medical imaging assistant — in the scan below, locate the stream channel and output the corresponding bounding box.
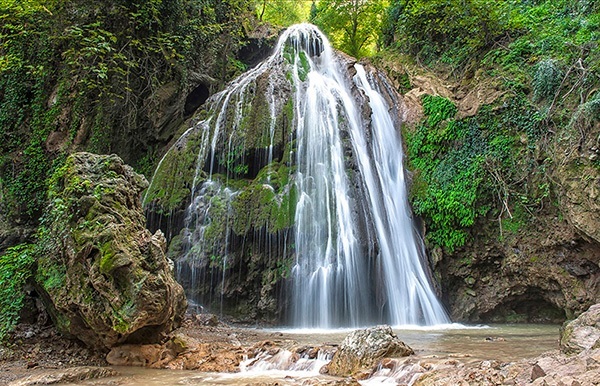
[55,324,559,385]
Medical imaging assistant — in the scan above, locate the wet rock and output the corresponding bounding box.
[560,303,600,355]
[195,313,219,326]
[106,344,176,367]
[326,325,413,377]
[35,153,187,351]
[437,213,599,323]
[7,366,118,386]
[531,363,546,380]
[164,342,245,372]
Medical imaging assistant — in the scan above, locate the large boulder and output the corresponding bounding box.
[35,152,186,351]
[560,303,600,355]
[327,325,413,377]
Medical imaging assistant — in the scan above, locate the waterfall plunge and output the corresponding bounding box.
[288,25,448,327]
[155,24,449,328]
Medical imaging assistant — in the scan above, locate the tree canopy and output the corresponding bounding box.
[312,0,386,58]
[255,0,308,26]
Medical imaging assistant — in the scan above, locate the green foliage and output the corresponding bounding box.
[407,95,544,251]
[313,0,386,58]
[0,0,254,224]
[255,0,307,26]
[422,94,457,126]
[384,0,598,251]
[569,92,600,133]
[533,59,564,102]
[383,0,508,66]
[0,244,35,341]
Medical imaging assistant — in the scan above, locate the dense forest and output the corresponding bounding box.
[1,0,599,339]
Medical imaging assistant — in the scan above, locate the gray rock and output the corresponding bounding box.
[327,325,413,377]
[560,303,600,355]
[8,366,118,386]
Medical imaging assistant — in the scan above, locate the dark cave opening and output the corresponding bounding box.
[480,289,567,324]
[184,84,210,117]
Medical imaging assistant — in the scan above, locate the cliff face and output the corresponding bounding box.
[141,42,600,325]
[439,103,600,324]
[376,55,600,323]
[443,111,600,323]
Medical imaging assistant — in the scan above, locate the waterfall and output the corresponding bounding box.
[287,25,448,327]
[148,23,448,327]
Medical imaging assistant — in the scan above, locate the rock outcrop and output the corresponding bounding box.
[560,303,600,355]
[326,325,413,377]
[437,214,600,323]
[34,152,186,350]
[7,367,118,386]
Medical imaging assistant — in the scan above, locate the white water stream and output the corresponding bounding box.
[287,25,448,327]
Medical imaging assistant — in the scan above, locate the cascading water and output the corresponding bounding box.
[288,26,448,327]
[145,23,448,328]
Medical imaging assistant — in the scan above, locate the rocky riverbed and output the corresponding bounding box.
[2,304,599,385]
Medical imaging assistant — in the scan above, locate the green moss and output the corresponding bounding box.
[0,244,36,340]
[111,299,135,334]
[297,51,310,81]
[201,193,230,252]
[143,127,206,214]
[231,162,296,236]
[99,242,117,275]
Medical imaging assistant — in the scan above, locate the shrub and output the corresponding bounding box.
[569,92,600,132]
[0,244,35,341]
[532,59,564,102]
[383,0,509,65]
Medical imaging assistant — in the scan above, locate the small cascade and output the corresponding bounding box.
[360,361,428,386]
[145,23,448,327]
[238,346,427,386]
[240,349,332,374]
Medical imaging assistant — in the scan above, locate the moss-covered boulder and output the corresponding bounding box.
[35,152,186,351]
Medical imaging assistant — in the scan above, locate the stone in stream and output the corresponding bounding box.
[34,152,186,351]
[326,325,414,377]
[560,303,600,355]
[7,366,118,386]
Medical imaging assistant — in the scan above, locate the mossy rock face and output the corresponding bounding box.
[36,152,186,351]
[143,51,295,225]
[554,118,600,244]
[142,57,297,322]
[143,125,207,215]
